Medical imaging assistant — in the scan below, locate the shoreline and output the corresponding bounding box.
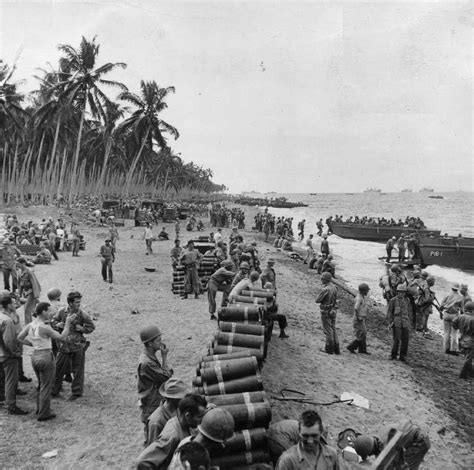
[0,204,472,469]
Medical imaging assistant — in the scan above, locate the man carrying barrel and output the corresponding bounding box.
[207,260,235,320]
[316,272,340,355]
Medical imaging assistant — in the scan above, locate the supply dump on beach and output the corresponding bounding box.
[0,204,472,470]
[1,4,473,468]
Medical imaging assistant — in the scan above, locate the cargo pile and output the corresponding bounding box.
[171,237,217,296]
[191,286,279,469]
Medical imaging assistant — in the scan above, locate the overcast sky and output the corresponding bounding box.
[1,0,472,193]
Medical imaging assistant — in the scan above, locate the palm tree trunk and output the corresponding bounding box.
[162,167,170,199]
[68,106,85,206]
[57,148,68,202]
[124,130,149,197]
[96,136,112,194]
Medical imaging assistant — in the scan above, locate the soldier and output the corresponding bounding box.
[99,238,115,283]
[137,325,173,438]
[1,238,20,291]
[316,272,339,355]
[347,283,371,354]
[387,284,413,363]
[16,257,41,325]
[51,291,95,400]
[452,301,474,380]
[207,260,235,320]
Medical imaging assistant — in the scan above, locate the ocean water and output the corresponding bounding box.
[255,191,474,334]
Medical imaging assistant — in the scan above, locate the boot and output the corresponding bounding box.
[347,340,358,353]
[359,339,371,355]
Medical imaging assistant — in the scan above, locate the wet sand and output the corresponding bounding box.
[0,205,472,469]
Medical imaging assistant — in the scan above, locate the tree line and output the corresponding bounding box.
[0,36,226,206]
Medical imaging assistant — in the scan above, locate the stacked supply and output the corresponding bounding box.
[171,265,186,296]
[199,254,219,292]
[194,353,271,469]
[190,304,272,469]
[171,252,218,296]
[163,207,177,222]
[241,286,278,340]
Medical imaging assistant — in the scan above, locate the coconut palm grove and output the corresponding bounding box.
[0,36,226,206]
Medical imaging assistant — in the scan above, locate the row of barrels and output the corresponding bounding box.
[192,288,277,469]
[171,253,219,296]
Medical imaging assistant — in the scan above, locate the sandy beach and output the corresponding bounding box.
[0,205,472,470]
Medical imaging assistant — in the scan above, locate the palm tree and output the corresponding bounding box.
[55,36,127,204]
[117,80,179,194]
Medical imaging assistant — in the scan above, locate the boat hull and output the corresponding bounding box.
[328,223,440,243]
[418,237,474,271]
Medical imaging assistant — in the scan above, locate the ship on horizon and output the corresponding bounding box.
[419,187,434,193]
[364,188,381,193]
[401,188,412,192]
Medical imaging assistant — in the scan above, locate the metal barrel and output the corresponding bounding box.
[198,373,264,395]
[233,295,267,306]
[198,357,259,384]
[206,391,267,406]
[223,427,267,453]
[219,322,265,336]
[211,449,269,468]
[245,286,277,295]
[210,343,264,363]
[219,401,272,430]
[240,290,275,300]
[200,351,252,363]
[218,306,261,323]
[214,331,265,350]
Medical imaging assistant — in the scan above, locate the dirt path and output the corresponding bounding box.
[0,206,472,469]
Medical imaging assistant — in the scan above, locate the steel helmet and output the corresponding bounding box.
[198,408,235,443]
[140,325,162,344]
[354,435,375,459]
[321,272,332,282]
[239,262,250,270]
[426,276,435,287]
[358,283,370,293]
[47,288,62,301]
[250,271,260,282]
[396,284,407,292]
[464,301,474,311]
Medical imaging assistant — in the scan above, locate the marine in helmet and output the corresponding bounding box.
[439,283,463,355]
[354,420,430,468]
[452,300,474,379]
[99,238,115,283]
[50,290,95,400]
[230,261,250,289]
[137,325,173,432]
[168,407,235,468]
[260,258,277,290]
[347,283,371,354]
[207,260,235,321]
[387,283,413,362]
[275,410,338,470]
[137,393,208,469]
[316,272,340,355]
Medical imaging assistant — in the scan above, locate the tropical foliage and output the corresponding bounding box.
[0,37,226,206]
